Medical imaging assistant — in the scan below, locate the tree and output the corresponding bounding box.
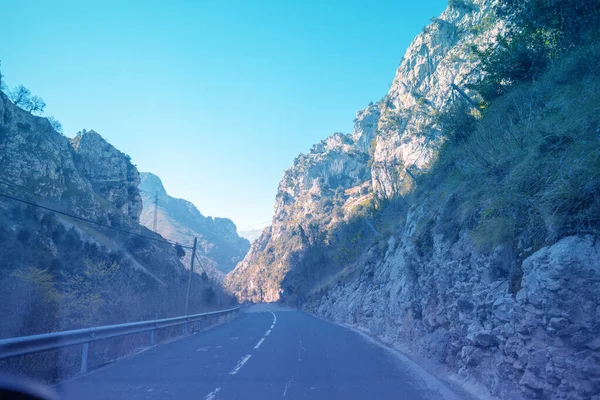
[47,116,63,133]
[174,243,185,258]
[9,85,31,106]
[26,96,46,114]
[8,84,47,114]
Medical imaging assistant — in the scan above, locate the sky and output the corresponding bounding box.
[1,0,448,231]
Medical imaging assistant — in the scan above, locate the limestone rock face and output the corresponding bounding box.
[226,1,600,398]
[0,90,235,340]
[308,230,600,399]
[71,130,142,222]
[0,92,100,219]
[227,0,501,303]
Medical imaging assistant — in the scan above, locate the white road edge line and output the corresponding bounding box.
[229,354,252,375]
[205,387,221,400]
[254,338,265,349]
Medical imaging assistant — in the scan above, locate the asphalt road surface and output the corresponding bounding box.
[57,304,462,400]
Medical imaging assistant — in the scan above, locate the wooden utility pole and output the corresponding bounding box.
[184,237,197,315]
[152,192,159,232]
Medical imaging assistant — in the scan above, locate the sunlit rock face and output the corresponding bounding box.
[371,0,500,197]
[227,0,500,303]
[227,1,600,398]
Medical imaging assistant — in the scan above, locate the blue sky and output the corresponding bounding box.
[1,0,447,230]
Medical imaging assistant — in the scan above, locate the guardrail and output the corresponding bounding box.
[0,306,240,374]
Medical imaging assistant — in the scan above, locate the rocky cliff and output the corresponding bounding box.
[227,0,501,303]
[138,172,250,278]
[227,0,600,398]
[71,130,143,222]
[0,90,235,344]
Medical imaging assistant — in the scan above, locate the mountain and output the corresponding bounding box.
[0,92,235,347]
[227,0,600,399]
[138,172,250,278]
[227,0,501,303]
[238,223,271,243]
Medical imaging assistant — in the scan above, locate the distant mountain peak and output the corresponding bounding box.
[138,171,249,275]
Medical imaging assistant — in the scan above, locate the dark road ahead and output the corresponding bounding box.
[58,305,461,400]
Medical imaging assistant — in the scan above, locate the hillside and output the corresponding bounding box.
[227,0,600,398]
[138,172,250,278]
[0,92,235,344]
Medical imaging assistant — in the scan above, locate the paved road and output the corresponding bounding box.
[58,305,460,400]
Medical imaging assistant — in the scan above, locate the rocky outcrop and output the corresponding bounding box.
[227,0,501,302]
[308,226,600,399]
[371,0,501,197]
[138,172,249,276]
[0,90,235,341]
[227,0,600,398]
[71,130,142,222]
[0,92,100,218]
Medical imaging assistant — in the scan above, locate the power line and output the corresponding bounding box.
[194,252,208,275]
[0,191,193,249]
[238,220,271,231]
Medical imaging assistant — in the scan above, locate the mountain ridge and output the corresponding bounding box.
[139,172,250,277]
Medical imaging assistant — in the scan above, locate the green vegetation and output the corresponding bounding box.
[414,0,600,260]
[278,0,600,304]
[472,0,600,101]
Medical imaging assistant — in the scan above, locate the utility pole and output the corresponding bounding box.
[152,191,159,232]
[184,237,197,316]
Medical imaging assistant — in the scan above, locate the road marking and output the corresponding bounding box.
[254,338,265,349]
[229,354,252,375]
[265,329,271,336]
[205,387,221,400]
[196,346,210,352]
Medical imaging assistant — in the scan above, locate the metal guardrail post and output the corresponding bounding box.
[150,329,155,346]
[200,320,204,332]
[183,322,188,336]
[80,342,89,374]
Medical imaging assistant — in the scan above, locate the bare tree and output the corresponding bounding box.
[9,85,31,106]
[26,96,46,114]
[47,116,63,133]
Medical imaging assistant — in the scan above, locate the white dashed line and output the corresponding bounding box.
[254,338,265,349]
[229,354,252,375]
[265,329,271,336]
[205,387,221,400]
